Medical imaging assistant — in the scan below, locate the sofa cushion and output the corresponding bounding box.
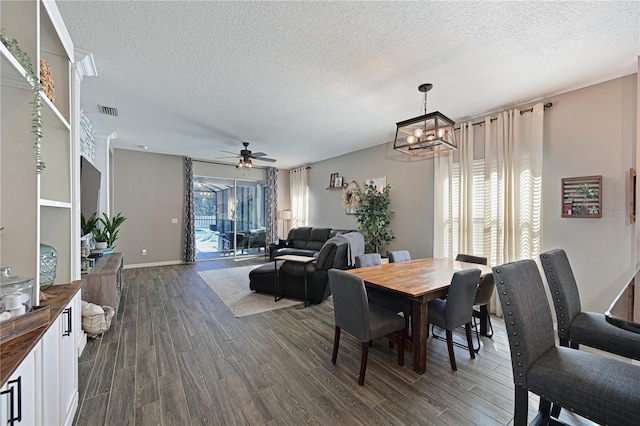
[307,228,331,251]
[289,227,312,249]
[315,240,338,271]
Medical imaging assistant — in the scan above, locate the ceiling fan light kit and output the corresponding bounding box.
[393,83,457,156]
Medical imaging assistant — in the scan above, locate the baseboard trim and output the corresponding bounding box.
[124,260,184,270]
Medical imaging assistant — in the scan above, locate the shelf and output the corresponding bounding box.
[0,43,33,90]
[41,91,70,130]
[40,199,72,209]
[326,186,346,190]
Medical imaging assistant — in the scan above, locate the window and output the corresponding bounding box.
[451,159,485,257]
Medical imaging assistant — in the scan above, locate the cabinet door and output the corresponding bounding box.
[0,349,37,426]
[41,319,61,425]
[59,297,78,425]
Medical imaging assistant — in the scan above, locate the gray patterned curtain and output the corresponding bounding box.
[184,158,196,262]
[266,167,278,244]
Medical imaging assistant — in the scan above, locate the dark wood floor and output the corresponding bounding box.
[72,258,593,426]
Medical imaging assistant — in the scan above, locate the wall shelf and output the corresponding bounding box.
[561,175,602,218]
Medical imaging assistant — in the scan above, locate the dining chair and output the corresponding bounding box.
[328,269,405,385]
[492,259,640,425]
[355,253,382,268]
[388,250,411,263]
[455,253,495,351]
[539,249,640,360]
[427,268,481,371]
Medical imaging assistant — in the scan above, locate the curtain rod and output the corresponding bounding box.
[455,102,553,130]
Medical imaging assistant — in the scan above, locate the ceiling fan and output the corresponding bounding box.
[218,142,276,168]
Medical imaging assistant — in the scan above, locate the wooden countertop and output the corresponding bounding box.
[0,280,83,386]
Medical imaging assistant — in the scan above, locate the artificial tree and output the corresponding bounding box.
[354,181,395,253]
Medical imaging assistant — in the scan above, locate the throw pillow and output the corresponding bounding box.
[279,239,292,247]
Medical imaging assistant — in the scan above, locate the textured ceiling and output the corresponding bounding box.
[57,1,639,169]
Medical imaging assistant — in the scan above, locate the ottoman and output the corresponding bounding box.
[249,262,279,295]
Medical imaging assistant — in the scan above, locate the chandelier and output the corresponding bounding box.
[236,158,253,168]
[393,83,457,155]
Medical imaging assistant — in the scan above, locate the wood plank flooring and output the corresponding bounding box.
[73,258,594,426]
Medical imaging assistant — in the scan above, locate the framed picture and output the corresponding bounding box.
[329,172,338,187]
[366,176,387,193]
[334,176,343,187]
[561,175,602,218]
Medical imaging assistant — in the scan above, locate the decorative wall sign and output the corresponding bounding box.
[630,168,636,223]
[367,176,387,193]
[561,175,602,218]
[327,173,346,190]
[343,180,360,214]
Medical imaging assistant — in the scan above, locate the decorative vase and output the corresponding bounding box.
[39,243,58,290]
[96,241,108,249]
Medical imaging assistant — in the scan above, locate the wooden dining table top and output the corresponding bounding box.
[346,257,493,298]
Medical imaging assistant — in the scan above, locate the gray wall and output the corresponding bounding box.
[112,149,185,265]
[308,142,435,258]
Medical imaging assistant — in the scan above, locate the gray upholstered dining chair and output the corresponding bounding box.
[388,250,411,263]
[427,268,481,371]
[328,269,405,386]
[539,249,640,360]
[492,259,640,425]
[356,253,404,313]
[455,253,495,351]
[355,253,382,268]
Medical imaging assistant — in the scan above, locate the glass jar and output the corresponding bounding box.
[0,267,34,321]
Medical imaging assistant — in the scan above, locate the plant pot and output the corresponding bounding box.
[96,242,108,249]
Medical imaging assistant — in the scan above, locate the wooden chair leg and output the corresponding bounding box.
[446,329,457,371]
[465,323,476,360]
[397,329,405,366]
[358,341,370,386]
[332,326,341,364]
[514,386,528,425]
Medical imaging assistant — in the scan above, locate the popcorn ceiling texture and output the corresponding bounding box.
[57,2,639,168]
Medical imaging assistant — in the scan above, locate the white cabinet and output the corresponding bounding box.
[0,349,38,426]
[41,293,79,426]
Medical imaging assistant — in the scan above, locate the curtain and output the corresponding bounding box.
[458,122,475,255]
[184,157,196,263]
[484,103,544,315]
[265,167,278,244]
[290,167,309,228]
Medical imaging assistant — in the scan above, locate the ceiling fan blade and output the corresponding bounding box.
[251,152,267,157]
[214,155,240,159]
[220,150,240,156]
[254,157,277,163]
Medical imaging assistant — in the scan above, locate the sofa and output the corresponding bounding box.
[250,228,359,304]
[268,226,356,260]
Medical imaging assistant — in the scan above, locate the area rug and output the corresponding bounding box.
[198,265,302,317]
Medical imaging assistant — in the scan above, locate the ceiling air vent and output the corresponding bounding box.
[98,105,119,117]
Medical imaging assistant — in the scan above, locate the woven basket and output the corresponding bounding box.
[81,301,115,337]
[40,58,55,102]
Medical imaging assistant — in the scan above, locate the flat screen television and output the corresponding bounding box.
[80,156,101,221]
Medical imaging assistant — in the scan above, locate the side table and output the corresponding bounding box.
[274,255,316,307]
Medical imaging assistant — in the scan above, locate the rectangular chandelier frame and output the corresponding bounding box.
[393,111,457,156]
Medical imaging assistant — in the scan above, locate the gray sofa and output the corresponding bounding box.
[269,226,355,260]
[251,227,358,304]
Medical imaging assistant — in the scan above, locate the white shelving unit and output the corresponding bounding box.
[1,0,80,299]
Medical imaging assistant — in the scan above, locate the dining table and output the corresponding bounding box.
[347,257,492,374]
[606,267,640,334]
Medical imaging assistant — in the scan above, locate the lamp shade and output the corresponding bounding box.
[393,111,457,155]
[278,210,292,220]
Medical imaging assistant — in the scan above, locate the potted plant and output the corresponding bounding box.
[81,213,99,237]
[99,212,127,249]
[354,181,395,253]
[93,227,109,249]
[574,184,598,215]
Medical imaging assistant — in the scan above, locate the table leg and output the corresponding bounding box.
[303,266,309,307]
[412,299,427,374]
[274,260,283,302]
[479,305,489,335]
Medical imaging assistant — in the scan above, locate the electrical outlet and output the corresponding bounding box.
[142,249,147,256]
[171,218,178,224]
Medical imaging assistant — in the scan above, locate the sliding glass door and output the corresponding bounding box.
[193,176,267,260]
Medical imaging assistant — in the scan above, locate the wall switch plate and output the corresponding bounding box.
[142,249,147,255]
[172,218,178,224]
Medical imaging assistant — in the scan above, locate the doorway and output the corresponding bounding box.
[193,176,267,260]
